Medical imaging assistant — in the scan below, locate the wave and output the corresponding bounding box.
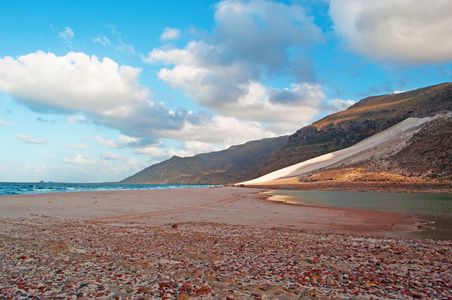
[0,182,214,196]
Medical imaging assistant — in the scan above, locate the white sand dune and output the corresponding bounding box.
[240,115,442,185]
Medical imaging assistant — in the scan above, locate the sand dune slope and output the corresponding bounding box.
[240,115,443,185]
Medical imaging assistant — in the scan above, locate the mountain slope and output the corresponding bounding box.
[255,82,452,176]
[123,82,452,185]
[240,112,451,185]
[121,136,288,184]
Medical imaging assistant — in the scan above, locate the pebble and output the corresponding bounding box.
[0,217,450,299]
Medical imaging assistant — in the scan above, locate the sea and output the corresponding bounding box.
[0,182,214,196]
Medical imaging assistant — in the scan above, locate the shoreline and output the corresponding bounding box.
[0,187,428,238]
[236,182,452,194]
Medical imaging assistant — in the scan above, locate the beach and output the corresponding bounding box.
[0,187,423,235]
[1,187,451,299]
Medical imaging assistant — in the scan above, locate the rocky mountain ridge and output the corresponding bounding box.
[256,82,452,176]
[122,82,452,187]
[240,112,452,192]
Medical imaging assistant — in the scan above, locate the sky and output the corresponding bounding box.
[1,0,452,183]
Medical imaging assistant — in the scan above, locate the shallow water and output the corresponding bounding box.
[0,182,214,196]
[264,190,452,240]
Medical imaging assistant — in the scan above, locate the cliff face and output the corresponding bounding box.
[122,82,452,185]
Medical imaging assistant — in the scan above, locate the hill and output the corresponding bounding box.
[122,82,452,187]
[121,136,288,184]
[239,112,452,192]
[255,82,452,176]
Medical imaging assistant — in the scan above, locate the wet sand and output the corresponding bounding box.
[0,187,421,236]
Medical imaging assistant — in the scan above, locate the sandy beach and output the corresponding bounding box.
[0,187,422,235]
[1,187,451,299]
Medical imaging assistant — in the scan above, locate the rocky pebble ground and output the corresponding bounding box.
[0,217,451,299]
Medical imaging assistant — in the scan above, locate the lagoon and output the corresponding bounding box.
[264,190,452,240]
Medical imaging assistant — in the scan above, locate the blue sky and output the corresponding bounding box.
[1,0,451,183]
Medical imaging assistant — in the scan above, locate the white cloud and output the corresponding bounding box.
[63,154,96,165]
[145,0,326,133]
[212,0,322,69]
[59,27,74,43]
[134,146,167,157]
[93,36,111,46]
[15,134,49,144]
[0,2,332,157]
[0,120,15,126]
[94,135,143,148]
[160,115,275,147]
[1,50,276,147]
[95,136,120,148]
[161,27,180,41]
[153,47,325,129]
[0,51,188,142]
[330,0,452,63]
[163,141,228,159]
[0,51,149,115]
[67,116,86,124]
[118,135,140,144]
[101,151,126,160]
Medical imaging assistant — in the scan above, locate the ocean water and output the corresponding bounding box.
[0,182,214,196]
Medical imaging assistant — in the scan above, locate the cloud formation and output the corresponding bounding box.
[0,51,186,140]
[0,51,149,115]
[146,0,325,132]
[0,2,359,161]
[0,50,285,149]
[160,115,274,146]
[15,134,49,144]
[330,0,452,63]
[161,28,180,41]
[101,151,126,160]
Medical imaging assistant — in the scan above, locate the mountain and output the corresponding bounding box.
[121,136,288,184]
[240,111,452,190]
[122,82,452,187]
[255,82,452,177]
